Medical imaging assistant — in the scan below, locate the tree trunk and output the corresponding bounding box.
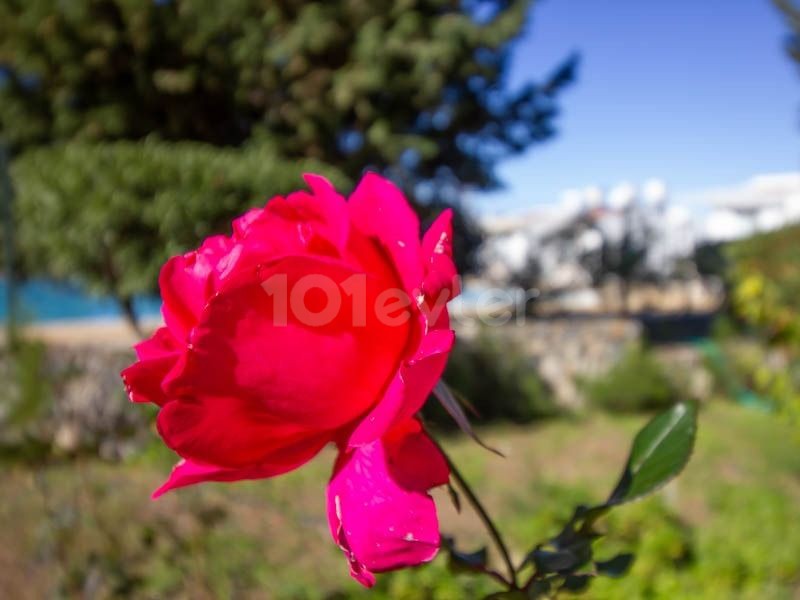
[119,296,143,339]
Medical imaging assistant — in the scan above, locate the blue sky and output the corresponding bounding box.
[474,0,799,215]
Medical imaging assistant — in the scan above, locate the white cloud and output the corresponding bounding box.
[704,172,800,212]
[703,210,753,243]
[675,172,800,242]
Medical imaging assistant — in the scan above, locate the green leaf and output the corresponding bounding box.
[562,574,592,593]
[443,537,489,573]
[526,579,553,598]
[523,506,597,576]
[447,482,462,513]
[607,401,698,505]
[570,504,609,535]
[531,548,584,573]
[595,553,635,578]
[433,381,503,456]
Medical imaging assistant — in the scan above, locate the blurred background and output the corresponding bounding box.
[0,0,799,598]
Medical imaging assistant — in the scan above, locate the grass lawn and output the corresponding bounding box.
[2,401,799,599]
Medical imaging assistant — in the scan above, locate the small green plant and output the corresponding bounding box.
[0,338,52,463]
[10,402,797,598]
[582,344,680,413]
[724,225,800,434]
[443,401,698,598]
[11,140,345,332]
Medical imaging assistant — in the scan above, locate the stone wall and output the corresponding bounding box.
[0,316,710,456]
[534,278,724,316]
[0,342,146,459]
[456,318,643,409]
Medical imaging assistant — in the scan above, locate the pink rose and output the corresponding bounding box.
[121,173,459,586]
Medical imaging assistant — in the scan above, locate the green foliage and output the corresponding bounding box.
[2,403,797,598]
[519,403,696,597]
[582,344,681,413]
[444,402,697,598]
[4,339,49,425]
[425,331,558,426]
[725,224,800,433]
[0,338,52,462]
[727,224,800,345]
[0,0,578,301]
[693,241,727,278]
[693,485,800,596]
[775,0,800,76]
[590,485,800,599]
[37,481,269,599]
[10,139,345,313]
[587,498,695,599]
[607,401,697,505]
[0,0,578,293]
[0,0,575,197]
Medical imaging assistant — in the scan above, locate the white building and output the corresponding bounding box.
[479,179,696,289]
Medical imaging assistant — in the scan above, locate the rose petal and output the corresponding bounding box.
[348,173,423,295]
[133,326,180,360]
[156,395,323,468]
[327,423,448,586]
[122,357,176,406]
[217,184,352,294]
[235,175,348,255]
[347,328,455,447]
[421,208,460,302]
[346,373,406,448]
[396,329,455,422]
[303,173,348,222]
[233,207,266,239]
[159,235,234,340]
[152,434,329,498]
[383,419,450,491]
[121,327,182,405]
[169,254,412,431]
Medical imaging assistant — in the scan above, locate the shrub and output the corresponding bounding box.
[582,344,680,413]
[725,225,800,434]
[423,330,558,426]
[11,140,345,330]
[727,224,800,346]
[0,339,51,462]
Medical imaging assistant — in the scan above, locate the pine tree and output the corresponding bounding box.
[775,0,800,69]
[0,1,576,328]
[0,0,575,197]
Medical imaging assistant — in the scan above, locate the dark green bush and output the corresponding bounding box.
[582,344,680,413]
[0,339,52,463]
[424,330,558,426]
[725,225,800,432]
[10,140,345,328]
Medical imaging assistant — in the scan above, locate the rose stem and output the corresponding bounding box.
[426,428,518,589]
